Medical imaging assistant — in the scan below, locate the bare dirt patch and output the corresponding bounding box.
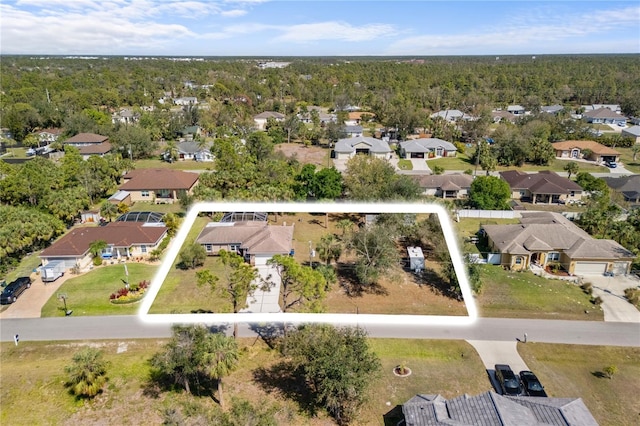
[274,144,330,168]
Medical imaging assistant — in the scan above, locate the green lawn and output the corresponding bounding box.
[0,338,488,426]
[519,343,640,426]
[614,146,640,173]
[40,263,157,317]
[397,159,412,170]
[476,265,603,320]
[133,158,213,171]
[428,153,475,171]
[128,201,184,215]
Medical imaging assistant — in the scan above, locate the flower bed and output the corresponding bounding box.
[109,280,149,304]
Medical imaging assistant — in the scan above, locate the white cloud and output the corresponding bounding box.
[220,9,247,17]
[386,5,640,55]
[275,21,398,43]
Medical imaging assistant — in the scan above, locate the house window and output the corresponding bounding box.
[515,257,522,265]
[230,244,240,253]
[140,245,147,254]
[570,191,575,197]
[141,190,150,197]
[547,252,560,261]
[205,244,212,252]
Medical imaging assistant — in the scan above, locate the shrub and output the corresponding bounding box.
[591,296,603,305]
[581,282,593,295]
[432,165,444,175]
[604,365,618,379]
[624,287,640,307]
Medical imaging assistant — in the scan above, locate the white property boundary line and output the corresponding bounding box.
[139,202,478,327]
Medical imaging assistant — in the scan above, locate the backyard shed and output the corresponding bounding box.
[407,246,425,272]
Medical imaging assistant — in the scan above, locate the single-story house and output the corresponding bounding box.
[582,104,621,114]
[118,169,199,203]
[334,136,392,160]
[551,140,620,164]
[401,392,597,426]
[540,104,564,114]
[507,105,526,115]
[196,221,294,266]
[344,111,375,126]
[111,108,139,125]
[413,174,473,198]
[176,140,214,162]
[253,111,285,131]
[582,107,627,126]
[621,125,640,144]
[491,110,517,123]
[482,212,634,275]
[178,125,203,140]
[342,125,363,138]
[602,175,640,204]
[297,106,336,125]
[173,97,198,106]
[37,128,63,143]
[63,132,112,160]
[430,109,473,122]
[39,222,168,270]
[500,170,583,204]
[399,138,457,159]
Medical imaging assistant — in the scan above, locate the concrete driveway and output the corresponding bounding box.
[0,274,69,319]
[578,274,640,322]
[467,340,530,394]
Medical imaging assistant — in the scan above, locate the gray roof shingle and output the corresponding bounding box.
[334,136,391,154]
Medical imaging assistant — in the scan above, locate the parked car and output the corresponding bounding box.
[0,277,32,304]
[606,161,617,168]
[494,364,523,396]
[519,370,548,397]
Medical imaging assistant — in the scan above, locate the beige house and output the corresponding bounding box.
[196,221,294,266]
[500,170,583,204]
[253,111,285,131]
[413,174,473,198]
[39,222,168,270]
[482,212,634,275]
[118,169,199,204]
[63,132,112,160]
[334,136,391,160]
[551,140,620,164]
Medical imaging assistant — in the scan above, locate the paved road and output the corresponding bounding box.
[2,316,639,347]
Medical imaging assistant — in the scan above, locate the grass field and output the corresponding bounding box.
[427,153,608,174]
[134,158,213,171]
[519,343,640,426]
[40,263,158,317]
[0,338,488,426]
[2,339,636,425]
[397,159,412,170]
[476,265,603,320]
[614,146,640,173]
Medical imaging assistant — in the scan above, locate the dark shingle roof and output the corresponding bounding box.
[500,170,582,194]
[120,169,199,191]
[40,222,167,257]
[64,133,109,144]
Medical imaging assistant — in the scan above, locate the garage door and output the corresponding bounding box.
[574,262,608,275]
[612,262,630,275]
[254,255,270,266]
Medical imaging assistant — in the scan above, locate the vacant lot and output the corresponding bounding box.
[274,144,331,168]
[0,338,487,426]
[519,343,640,426]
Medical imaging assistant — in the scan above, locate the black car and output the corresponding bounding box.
[0,277,32,304]
[520,370,548,397]
[494,364,523,396]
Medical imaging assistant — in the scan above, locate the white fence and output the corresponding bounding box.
[456,210,520,219]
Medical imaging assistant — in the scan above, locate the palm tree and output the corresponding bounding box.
[336,218,353,238]
[89,240,108,265]
[563,161,579,179]
[203,333,239,409]
[316,234,343,265]
[65,347,109,398]
[100,201,118,222]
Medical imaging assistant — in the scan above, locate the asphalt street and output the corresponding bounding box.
[2,315,639,347]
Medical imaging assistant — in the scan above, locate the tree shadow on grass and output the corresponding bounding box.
[591,371,608,379]
[413,267,461,301]
[248,322,286,350]
[143,368,219,400]
[253,361,319,417]
[336,264,389,297]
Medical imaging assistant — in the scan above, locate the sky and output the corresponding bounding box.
[1,0,639,56]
